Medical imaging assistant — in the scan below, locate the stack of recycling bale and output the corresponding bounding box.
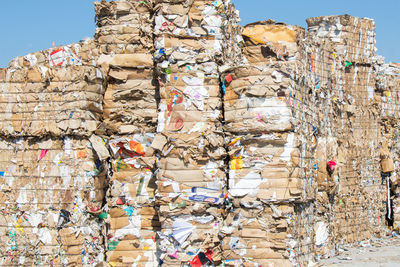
[153,0,241,265]
[94,0,157,135]
[93,1,161,266]
[376,62,400,232]
[303,15,386,259]
[221,21,316,267]
[0,47,107,266]
[105,134,160,266]
[342,59,385,241]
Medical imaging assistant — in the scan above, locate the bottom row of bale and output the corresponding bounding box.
[0,137,106,266]
[0,134,391,266]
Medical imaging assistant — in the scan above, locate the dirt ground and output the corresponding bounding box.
[319,236,400,267]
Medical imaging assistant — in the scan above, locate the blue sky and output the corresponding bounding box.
[0,0,399,67]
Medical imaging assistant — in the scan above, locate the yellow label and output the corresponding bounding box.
[230,157,243,170]
[229,137,242,146]
[16,223,24,233]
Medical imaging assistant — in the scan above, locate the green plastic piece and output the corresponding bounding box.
[108,241,120,251]
[98,212,108,219]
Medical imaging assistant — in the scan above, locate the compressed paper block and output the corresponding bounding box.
[102,67,157,135]
[0,65,105,137]
[8,40,99,69]
[0,136,106,266]
[221,202,314,267]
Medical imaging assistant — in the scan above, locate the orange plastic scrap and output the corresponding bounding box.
[224,74,233,83]
[229,136,241,146]
[129,140,145,156]
[77,149,88,159]
[311,54,314,72]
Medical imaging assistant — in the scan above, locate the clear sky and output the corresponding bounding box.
[0,0,399,67]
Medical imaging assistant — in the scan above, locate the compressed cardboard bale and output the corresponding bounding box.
[106,207,160,267]
[223,63,301,134]
[153,0,242,71]
[152,1,243,264]
[157,212,223,265]
[94,0,156,135]
[0,136,106,266]
[154,35,222,65]
[223,23,313,200]
[102,66,158,135]
[154,131,226,265]
[153,0,245,69]
[154,0,226,38]
[221,202,314,267]
[157,75,223,133]
[155,130,226,215]
[153,65,225,265]
[94,0,154,54]
[306,15,376,64]
[107,134,157,204]
[241,21,304,65]
[222,21,316,267]
[219,1,245,70]
[94,0,157,135]
[157,157,226,204]
[94,0,154,27]
[389,118,400,232]
[154,38,222,133]
[105,134,159,266]
[331,193,377,245]
[226,133,304,202]
[95,25,153,53]
[8,40,99,69]
[0,65,105,137]
[376,63,400,119]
